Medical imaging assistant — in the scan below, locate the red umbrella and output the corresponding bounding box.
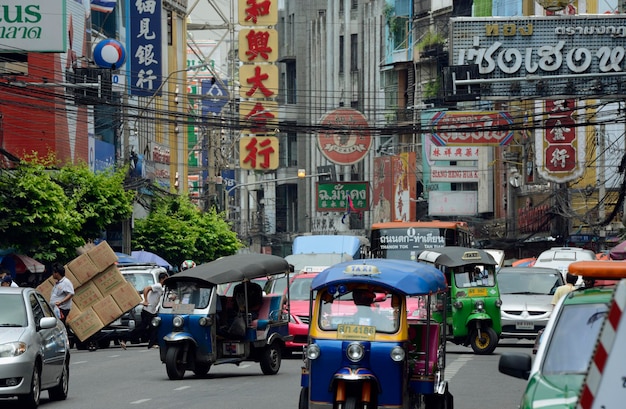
[0,253,45,274]
[512,257,536,267]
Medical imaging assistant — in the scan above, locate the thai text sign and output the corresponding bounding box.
[316,182,370,212]
[429,111,513,146]
[450,15,626,98]
[0,0,66,52]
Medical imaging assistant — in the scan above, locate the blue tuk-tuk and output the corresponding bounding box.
[299,259,453,409]
[152,254,293,380]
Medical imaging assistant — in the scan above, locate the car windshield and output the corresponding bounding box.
[542,302,608,374]
[317,286,401,334]
[123,272,156,292]
[454,265,496,288]
[499,271,562,295]
[0,294,27,326]
[162,281,212,309]
[290,277,315,301]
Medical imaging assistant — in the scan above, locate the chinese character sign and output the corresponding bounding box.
[238,0,277,26]
[128,0,162,97]
[238,29,278,62]
[239,136,279,170]
[240,100,278,134]
[535,99,585,183]
[239,64,278,98]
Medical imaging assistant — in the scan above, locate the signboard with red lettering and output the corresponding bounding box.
[317,108,372,165]
[429,145,481,161]
[535,99,585,183]
[238,0,277,26]
[430,167,479,182]
[429,111,514,146]
[239,136,279,170]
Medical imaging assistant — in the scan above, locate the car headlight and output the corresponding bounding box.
[151,316,161,327]
[390,346,405,362]
[495,299,502,308]
[172,315,185,328]
[306,344,321,360]
[199,316,213,326]
[346,342,364,362]
[0,342,27,357]
[475,300,485,312]
[453,301,463,309]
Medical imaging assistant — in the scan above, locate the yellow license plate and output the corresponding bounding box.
[468,288,488,297]
[336,324,376,340]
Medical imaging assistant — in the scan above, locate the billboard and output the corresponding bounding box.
[450,15,626,99]
[0,0,67,53]
[429,111,514,146]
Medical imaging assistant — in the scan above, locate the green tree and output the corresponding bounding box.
[132,194,241,268]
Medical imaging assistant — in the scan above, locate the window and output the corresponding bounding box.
[339,36,344,74]
[286,61,296,104]
[350,34,358,72]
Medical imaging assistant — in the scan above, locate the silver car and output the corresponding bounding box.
[0,287,70,408]
[498,267,565,339]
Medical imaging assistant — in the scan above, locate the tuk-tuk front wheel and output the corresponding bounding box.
[298,387,309,409]
[469,327,498,355]
[165,345,187,380]
[260,343,282,375]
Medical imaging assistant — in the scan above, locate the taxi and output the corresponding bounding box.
[498,260,621,409]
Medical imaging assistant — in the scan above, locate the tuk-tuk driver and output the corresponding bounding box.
[352,288,396,331]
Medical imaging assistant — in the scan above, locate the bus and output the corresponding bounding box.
[370,221,473,261]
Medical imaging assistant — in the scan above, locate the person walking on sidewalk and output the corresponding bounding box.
[120,272,168,349]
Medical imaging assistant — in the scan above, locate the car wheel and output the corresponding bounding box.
[165,345,187,380]
[98,339,111,349]
[298,387,309,409]
[260,343,281,375]
[48,359,69,401]
[18,365,41,409]
[344,395,357,409]
[193,362,211,377]
[470,327,498,355]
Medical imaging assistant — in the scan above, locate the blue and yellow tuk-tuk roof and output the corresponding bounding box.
[311,259,447,295]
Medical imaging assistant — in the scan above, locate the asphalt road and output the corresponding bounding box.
[1,339,533,409]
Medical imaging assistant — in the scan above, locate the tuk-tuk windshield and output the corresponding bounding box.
[162,281,212,309]
[317,285,401,334]
[454,265,496,288]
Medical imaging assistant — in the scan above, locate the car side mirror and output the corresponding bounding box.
[498,352,532,380]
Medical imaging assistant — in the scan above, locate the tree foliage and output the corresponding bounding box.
[132,194,242,268]
[0,157,134,263]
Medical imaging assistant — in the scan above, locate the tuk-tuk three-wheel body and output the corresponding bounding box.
[418,247,502,355]
[300,259,453,409]
[152,254,293,380]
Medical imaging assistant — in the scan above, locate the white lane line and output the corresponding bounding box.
[445,356,473,380]
[174,386,191,391]
[130,399,151,404]
[72,361,88,365]
[238,364,252,368]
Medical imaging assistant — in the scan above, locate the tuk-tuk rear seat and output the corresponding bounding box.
[410,322,440,374]
[251,294,283,331]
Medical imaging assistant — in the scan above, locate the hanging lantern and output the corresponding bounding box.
[535,0,573,11]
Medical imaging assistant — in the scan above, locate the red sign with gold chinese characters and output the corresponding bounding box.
[535,99,585,183]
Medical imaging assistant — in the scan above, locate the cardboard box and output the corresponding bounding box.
[92,265,125,296]
[68,307,104,342]
[72,281,103,310]
[66,253,100,284]
[63,267,82,288]
[93,295,123,326]
[111,282,142,313]
[66,304,82,323]
[36,277,55,302]
[87,241,118,271]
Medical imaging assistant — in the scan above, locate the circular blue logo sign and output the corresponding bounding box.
[93,39,126,69]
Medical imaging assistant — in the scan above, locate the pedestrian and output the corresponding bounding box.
[551,273,577,306]
[120,272,168,350]
[0,269,19,287]
[49,262,75,324]
[1,275,13,287]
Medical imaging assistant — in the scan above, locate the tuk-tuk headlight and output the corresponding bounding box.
[475,300,485,312]
[453,301,463,309]
[306,344,321,360]
[199,316,213,327]
[151,316,161,327]
[173,315,185,328]
[346,342,365,362]
[390,346,405,362]
[495,299,502,308]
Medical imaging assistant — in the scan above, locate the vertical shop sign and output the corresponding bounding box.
[128,0,162,97]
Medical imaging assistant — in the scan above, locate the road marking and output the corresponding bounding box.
[445,356,472,380]
[174,386,191,391]
[131,399,151,404]
[238,364,252,368]
[72,361,88,364]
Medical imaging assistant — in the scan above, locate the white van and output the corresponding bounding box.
[532,247,596,285]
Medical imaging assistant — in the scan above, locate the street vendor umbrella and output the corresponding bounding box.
[609,240,626,260]
[115,252,140,265]
[0,253,45,274]
[131,250,173,269]
[512,257,537,267]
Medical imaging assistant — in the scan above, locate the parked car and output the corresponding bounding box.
[284,267,325,354]
[0,286,70,408]
[498,267,564,339]
[533,247,596,285]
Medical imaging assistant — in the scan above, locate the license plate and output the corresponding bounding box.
[336,324,376,340]
[515,321,534,330]
[468,288,488,297]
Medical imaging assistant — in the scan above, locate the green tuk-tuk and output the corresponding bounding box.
[418,247,501,354]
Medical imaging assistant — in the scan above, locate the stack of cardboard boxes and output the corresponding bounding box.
[37,242,142,341]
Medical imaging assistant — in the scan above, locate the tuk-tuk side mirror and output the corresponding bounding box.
[498,353,531,380]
